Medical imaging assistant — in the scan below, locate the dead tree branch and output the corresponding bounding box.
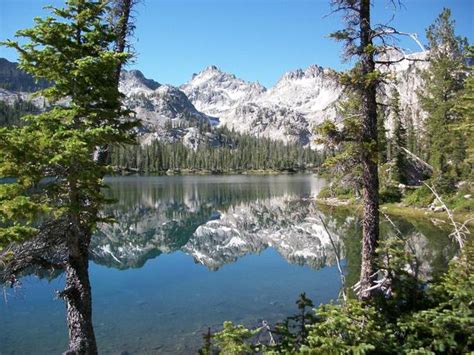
[423,182,469,249]
[319,215,347,302]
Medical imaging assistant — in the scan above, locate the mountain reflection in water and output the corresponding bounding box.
[93,175,455,278]
[1,175,457,354]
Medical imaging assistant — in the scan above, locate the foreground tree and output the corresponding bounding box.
[0,0,137,353]
[326,0,381,301]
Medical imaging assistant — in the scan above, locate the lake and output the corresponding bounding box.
[0,175,457,354]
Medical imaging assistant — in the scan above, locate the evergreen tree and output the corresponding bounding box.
[109,127,321,174]
[327,0,382,301]
[390,88,408,184]
[0,99,39,127]
[418,8,468,181]
[453,45,474,179]
[377,108,389,165]
[316,91,364,196]
[0,1,136,353]
[405,107,418,156]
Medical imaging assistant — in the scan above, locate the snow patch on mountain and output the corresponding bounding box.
[181,65,266,117]
[181,64,343,144]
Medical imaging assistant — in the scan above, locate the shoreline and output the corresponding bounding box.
[315,198,474,228]
[111,168,318,176]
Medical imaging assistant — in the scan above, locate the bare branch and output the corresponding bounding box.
[374,25,426,51]
[423,183,468,249]
[319,215,347,302]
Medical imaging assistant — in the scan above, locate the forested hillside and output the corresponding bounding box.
[110,126,321,173]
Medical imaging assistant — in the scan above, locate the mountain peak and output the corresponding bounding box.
[205,65,220,72]
[120,69,161,95]
[280,64,327,81]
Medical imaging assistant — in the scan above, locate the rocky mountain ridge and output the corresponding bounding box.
[0,54,428,146]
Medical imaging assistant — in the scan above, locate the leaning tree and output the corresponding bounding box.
[0,0,137,353]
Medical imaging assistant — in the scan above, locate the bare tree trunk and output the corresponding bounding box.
[358,0,380,302]
[95,0,135,166]
[113,0,134,85]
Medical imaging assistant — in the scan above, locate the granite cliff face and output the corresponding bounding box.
[0,54,429,145]
[181,64,342,145]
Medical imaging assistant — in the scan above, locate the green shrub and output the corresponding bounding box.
[398,242,474,353]
[317,186,333,198]
[301,301,397,354]
[432,174,457,195]
[317,184,355,200]
[212,321,257,354]
[445,193,474,213]
[210,243,474,354]
[379,185,402,203]
[334,185,354,199]
[403,185,434,207]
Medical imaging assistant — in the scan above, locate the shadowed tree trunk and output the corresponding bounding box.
[330,0,428,301]
[60,175,98,354]
[358,0,379,302]
[63,234,97,354]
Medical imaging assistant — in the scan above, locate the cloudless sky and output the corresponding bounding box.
[0,0,472,87]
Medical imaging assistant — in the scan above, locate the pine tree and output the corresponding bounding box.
[453,45,474,179]
[377,107,389,164]
[390,88,408,184]
[327,0,382,301]
[405,107,418,156]
[0,1,136,353]
[418,8,468,181]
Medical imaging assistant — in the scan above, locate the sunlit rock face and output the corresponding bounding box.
[377,51,430,132]
[119,70,219,150]
[1,53,431,146]
[181,64,341,146]
[180,54,432,146]
[180,65,267,118]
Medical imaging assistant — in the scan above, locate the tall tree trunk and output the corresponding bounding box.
[95,0,134,166]
[113,0,133,85]
[358,0,380,302]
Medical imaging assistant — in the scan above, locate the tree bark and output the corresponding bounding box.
[358,0,380,302]
[63,245,97,355]
[61,176,98,355]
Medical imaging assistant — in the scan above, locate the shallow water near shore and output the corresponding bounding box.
[0,175,457,354]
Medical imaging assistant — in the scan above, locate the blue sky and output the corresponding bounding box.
[0,0,472,87]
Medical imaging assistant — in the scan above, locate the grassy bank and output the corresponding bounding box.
[315,198,474,229]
